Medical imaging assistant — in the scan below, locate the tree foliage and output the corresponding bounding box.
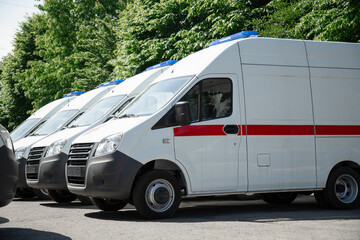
[0,0,359,130]
[254,0,360,42]
[0,14,46,130]
[112,0,268,78]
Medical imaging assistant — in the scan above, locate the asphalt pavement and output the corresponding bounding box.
[0,195,359,240]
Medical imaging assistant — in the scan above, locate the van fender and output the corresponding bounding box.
[317,145,360,188]
[132,159,191,195]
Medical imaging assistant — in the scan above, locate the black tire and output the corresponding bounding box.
[77,195,93,205]
[132,170,181,219]
[262,192,298,204]
[33,189,50,200]
[47,190,77,203]
[91,197,127,211]
[323,167,360,210]
[314,191,329,208]
[16,188,35,199]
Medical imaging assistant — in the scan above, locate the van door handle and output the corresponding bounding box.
[223,125,239,134]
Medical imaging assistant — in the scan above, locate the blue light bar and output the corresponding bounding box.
[63,91,85,98]
[98,79,124,88]
[209,31,258,47]
[146,60,179,71]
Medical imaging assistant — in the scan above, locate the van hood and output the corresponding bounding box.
[73,116,149,144]
[13,135,44,150]
[31,126,88,148]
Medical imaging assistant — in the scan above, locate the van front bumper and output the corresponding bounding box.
[67,150,143,200]
[27,152,68,190]
[16,157,27,188]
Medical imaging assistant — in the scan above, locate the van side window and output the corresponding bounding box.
[180,84,199,121]
[152,78,232,130]
[181,78,232,122]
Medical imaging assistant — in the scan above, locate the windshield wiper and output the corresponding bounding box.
[68,124,80,128]
[118,114,138,119]
[30,133,44,136]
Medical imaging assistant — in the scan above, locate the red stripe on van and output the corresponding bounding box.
[174,125,226,136]
[245,125,315,135]
[174,125,360,136]
[316,125,360,135]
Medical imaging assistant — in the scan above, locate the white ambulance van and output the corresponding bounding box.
[26,61,176,203]
[67,31,360,219]
[14,84,117,199]
[0,124,17,207]
[11,92,82,142]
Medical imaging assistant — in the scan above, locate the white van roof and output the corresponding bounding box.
[60,86,114,111]
[156,35,360,83]
[99,66,170,99]
[29,96,76,119]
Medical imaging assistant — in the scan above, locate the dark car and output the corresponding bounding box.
[0,124,18,207]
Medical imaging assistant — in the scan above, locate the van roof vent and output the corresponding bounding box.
[63,91,85,98]
[146,60,179,71]
[209,31,258,47]
[98,80,124,88]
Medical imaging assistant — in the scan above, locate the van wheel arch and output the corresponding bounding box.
[330,161,360,177]
[130,160,187,203]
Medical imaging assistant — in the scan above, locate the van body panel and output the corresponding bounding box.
[305,41,360,69]
[240,40,316,191]
[311,68,360,124]
[239,38,308,67]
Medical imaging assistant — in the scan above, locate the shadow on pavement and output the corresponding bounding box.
[0,228,71,240]
[40,202,96,210]
[0,217,9,224]
[84,196,360,223]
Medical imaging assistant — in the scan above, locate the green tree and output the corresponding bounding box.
[253,0,360,42]
[112,0,269,78]
[21,0,125,110]
[0,14,47,130]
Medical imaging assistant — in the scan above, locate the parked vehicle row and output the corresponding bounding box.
[3,31,360,219]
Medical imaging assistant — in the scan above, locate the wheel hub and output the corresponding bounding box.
[335,174,358,204]
[146,179,174,213]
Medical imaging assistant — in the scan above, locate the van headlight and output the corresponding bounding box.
[94,133,123,157]
[15,147,27,159]
[0,128,14,151]
[45,139,67,157]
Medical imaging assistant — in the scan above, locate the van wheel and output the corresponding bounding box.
[133,170,181,219]
[16,188,35,199]
[48,190,77,203]
[77,195,93,205]
[91,197,127,211]
[323,167,360,209]
[262,192,297,204]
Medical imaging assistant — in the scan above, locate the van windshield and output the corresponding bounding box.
[68,95,125,128]
[117,76,193,118]
[11,118,40,141]
[32,110,77,136]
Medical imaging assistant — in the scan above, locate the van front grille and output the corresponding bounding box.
[26,147,46,180]
[67,143,93,185]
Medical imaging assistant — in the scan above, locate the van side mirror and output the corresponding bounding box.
[175,101,191,126]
